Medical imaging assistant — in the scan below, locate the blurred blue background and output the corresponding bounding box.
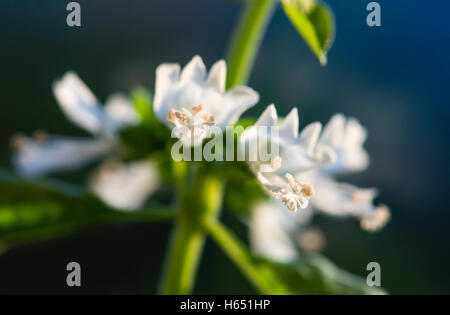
[0,0,449,294]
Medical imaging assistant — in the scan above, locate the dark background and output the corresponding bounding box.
[0,0,449,294]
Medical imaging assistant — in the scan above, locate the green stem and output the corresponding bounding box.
[226,0,278,88]
[159,164,224,294]
[205,219,275,294]
[158,0,277,294]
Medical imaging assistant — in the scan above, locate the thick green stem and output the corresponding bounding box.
[226,0,277,88]
[159,163,224,294]
[158,0,277,294]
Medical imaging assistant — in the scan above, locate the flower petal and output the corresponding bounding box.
[153,56,259,130]
[303,173,389,231]
[153,63,181,121]
[255,104,278,127]
[180,55,207,84]
[12,135,116,178]
[89,159,159,211]
[318,114,369,174]
[319,113,345,147]
[206,59,226,93]
[53,72,113,135]
[279,107,299,140]
[104,93,138,127]
[218,86,259,126]
[298,122,322,155]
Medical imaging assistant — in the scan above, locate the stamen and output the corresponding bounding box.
[11,133,27,151]
[203,113,214,124]
[297,227,326,253]
[166,105,216,145]
[175,111,188,122]
[167,109,177,122]
[360,204,390,232]
[280,173,314,211]
[301,184,314,197]
[192,104,203,114]
[33,130,48,143]
[351,192,360,203]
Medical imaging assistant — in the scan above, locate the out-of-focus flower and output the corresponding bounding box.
[12,72,137,178]
[297,226,326,253]
[154,55,259,146]
[89,159,160,211]
[303,114,390,231]
[240,104,325,211]
[248,113,390,262]
[315,114,369,175]
[249,200,313,262]
[301,173,390,232]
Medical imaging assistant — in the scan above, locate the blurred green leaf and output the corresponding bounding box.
[257,254,386,294]
[0,171,174,250]
[208,220,385,294]
[282,0,335,65]
[132,88,155,124]
[119,88,170,160]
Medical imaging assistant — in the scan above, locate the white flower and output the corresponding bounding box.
[89,159,160,211]
[154,55,259,146]
[12,72,137,178]
[12,133,117,177]
[240,104,324,211]
[248,113,390,262]
[303,173,390,232]
[315,114,369,175]
[303,114,390,231]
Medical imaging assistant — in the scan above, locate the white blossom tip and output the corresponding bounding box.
[256,104,278,127]
[360,204,391,232]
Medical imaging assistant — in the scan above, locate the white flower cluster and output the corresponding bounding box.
[12,72,156,211]
[12,56,390,260]
[247,109,391,262]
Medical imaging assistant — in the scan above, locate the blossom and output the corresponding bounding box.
[304,114,390,231]
[239,104,325,211]
[89,159,160,211]
[248,112,390,261]
[12,72,137,178]
[314,114,369,175]
[154,55,259,146]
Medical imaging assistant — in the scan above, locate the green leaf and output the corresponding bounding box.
[0,172,174,249]
[257,254,386,294]
[119,88,170,160]
[207,220,386,295]
[282,0,335,65]
[131,88,155,124]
